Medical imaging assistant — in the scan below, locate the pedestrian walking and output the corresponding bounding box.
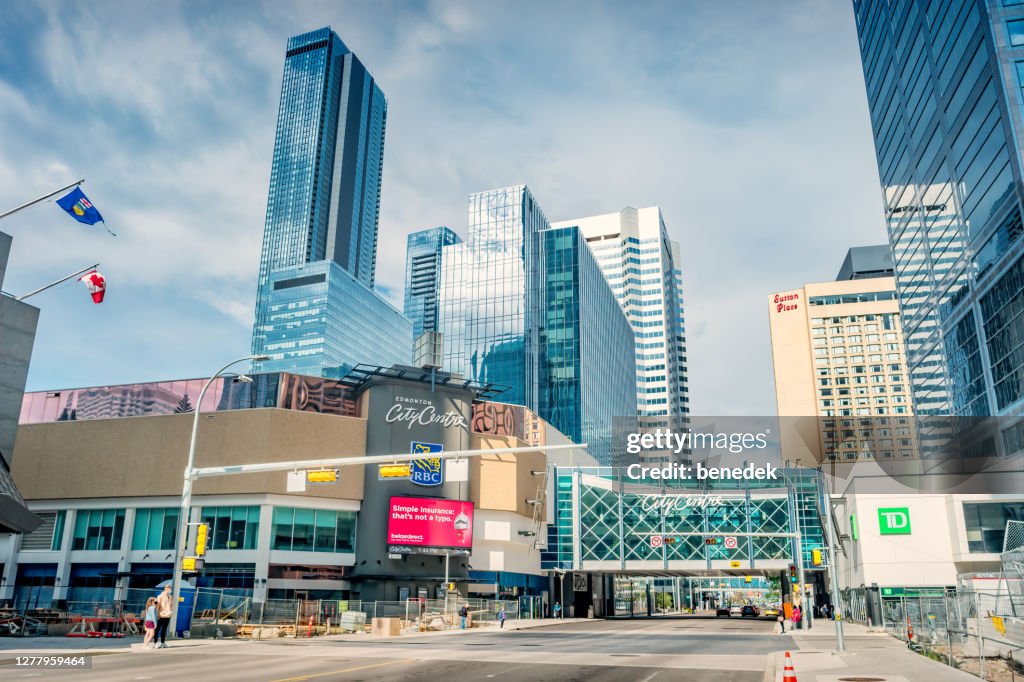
[459,603,469,629]
[553,601,561,619]
[142,597,157,649]
[155,584,174,648]
[498,607,506,629]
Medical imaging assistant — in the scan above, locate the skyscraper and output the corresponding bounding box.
[436,186,636,462]
[768,246,916,465]
[551,207,689,418]
[852,2,1024,422]
[251,27,411,377]
[403,227,462,339]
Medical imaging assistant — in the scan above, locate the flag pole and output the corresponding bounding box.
[16,263,99,301]
[0,179,85,221]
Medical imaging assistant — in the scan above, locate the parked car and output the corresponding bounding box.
[741,605,760,617]
[730,604,743,615]
[716,607,731,617]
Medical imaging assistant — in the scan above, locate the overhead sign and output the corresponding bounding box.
[650,534,664,548]
[307,469,340,484]
[387,496,474,553]
[287,470,306,492]
[724,536,738,549]
[729,560,741,568]
[878,507,911,535]
[379,463,412,480]
[410,442,444,487]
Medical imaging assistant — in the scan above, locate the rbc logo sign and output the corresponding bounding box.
[410,442,444,486]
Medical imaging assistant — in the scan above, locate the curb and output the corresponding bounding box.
[763,651,781,682]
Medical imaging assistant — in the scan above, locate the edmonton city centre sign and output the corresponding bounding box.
[384,395,468,430]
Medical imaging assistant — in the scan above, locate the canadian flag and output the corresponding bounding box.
[79,270,106,304]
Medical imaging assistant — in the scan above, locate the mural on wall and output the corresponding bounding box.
[471,401,546,445]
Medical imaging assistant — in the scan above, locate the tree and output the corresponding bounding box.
[174,393,195,414]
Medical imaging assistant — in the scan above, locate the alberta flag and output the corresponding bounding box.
[56,187,104,226]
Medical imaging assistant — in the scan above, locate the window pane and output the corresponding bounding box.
[1010,20,1024,46]
[292,509,315,551]
[314,510,336,552]
[132,509,150,550]
[272,507,293,551]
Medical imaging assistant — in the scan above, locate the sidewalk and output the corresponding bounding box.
[765,619,978,682]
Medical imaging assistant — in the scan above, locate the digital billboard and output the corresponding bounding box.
[387,496,474,554]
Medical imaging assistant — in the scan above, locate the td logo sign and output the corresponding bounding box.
[878,507,911,535]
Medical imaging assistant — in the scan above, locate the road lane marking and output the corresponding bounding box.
[637,672,660,682]
[270,657,416,682]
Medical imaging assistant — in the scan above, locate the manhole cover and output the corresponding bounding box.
[838,677,886,681]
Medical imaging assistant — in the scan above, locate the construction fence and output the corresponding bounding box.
[1,590,529,639]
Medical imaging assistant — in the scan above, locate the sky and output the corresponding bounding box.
[0,0,887,416]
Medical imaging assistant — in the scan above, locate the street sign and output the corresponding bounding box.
[729,560,741,568]
[724,536,738,549]
[650,534,664,548]
[287,470,306,492]
[573,573,588,592]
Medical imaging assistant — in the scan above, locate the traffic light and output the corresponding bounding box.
[789,564,798,583]
[812,549,822,566]
[195,523,209,557]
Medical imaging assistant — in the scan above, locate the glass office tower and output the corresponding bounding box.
[437,186,637,462]
[852,1,1024,422]
[403,227,462,338]
[252,27,411,377]
[537,226,638,461]
[552,207,689,418]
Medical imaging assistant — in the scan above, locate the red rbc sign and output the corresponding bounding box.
[387,496,474,550]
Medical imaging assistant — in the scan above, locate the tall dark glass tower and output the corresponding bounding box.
[252,27,411,378]
[853,1,1024,424]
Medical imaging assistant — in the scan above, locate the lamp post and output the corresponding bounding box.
[168,354,268,636]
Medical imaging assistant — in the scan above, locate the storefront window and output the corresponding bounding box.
[71,509,125,551]
[271,507,356,553]
[200,506,260,550]
[131,508,178,550]
[963,502,1024,552]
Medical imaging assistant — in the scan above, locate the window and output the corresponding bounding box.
[200,506,260,550]
[271,507,356,553]
[1010,20,1024,47]
[964,502,1024,552]
[132,508,179,550]
[72,509,126,551]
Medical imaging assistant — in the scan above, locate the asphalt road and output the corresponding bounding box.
[0,617,789,682]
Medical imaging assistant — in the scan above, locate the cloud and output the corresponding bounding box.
[3,1,888,418]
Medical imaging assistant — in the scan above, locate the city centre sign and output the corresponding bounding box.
[384,395,467,430]
[639,494,730,514]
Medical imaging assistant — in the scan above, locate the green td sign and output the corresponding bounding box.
[878,507,911,535]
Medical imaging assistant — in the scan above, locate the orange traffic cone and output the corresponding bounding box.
[782,651,797,682]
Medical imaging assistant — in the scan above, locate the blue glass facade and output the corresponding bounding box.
[538,226,637,462]
[853,1,1024,421]
[253,27,401,376]
[438,186,547,407]
[253,261,411,378]
[437,186,637,463]
[403,227,462,338]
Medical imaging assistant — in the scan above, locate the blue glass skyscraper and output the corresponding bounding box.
[252,27,411,378]
[403,227,462,338]
[852,2,1024,422]
[437,186,636,462]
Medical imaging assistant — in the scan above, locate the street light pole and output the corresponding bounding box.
[168,354,266,637]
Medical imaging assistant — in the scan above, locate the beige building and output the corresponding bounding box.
[768,246,917,465]
[1,367,592,609]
